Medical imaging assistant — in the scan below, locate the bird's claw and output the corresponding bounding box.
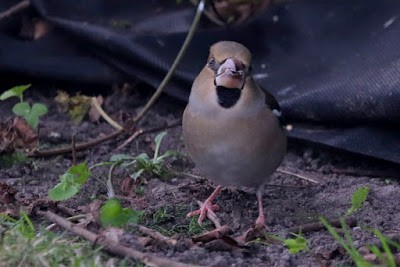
[187,201,220,225]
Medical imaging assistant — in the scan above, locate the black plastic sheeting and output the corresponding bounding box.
[1,0,399,163]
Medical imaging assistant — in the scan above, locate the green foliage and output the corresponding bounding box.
[0,152,29,168]
[320,217,372,267]
[152,206,174,224]
[0,212,126,266]
[0,84,48,129]
[48,162,90,201]
[12,102,48,129]
[368,229,399,267]
[347,186,370,215]
[110,131,179,182]
[283,233,309,254]
[99,198,144,228]
[0,84,31,102]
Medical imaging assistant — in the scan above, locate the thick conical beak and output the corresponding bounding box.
[215,58,246,89]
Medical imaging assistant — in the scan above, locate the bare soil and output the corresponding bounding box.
[1,87,399,267]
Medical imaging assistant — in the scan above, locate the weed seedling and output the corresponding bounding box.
[0,84,48,129]
[272,232,309,254]
[346,186,370,216]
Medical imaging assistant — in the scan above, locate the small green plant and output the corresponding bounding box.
[347,186,370,215]
[152,206,174,224]
[48,162,90,201]
[368,229,399,267]
[0,84,48,129]
[187,217,212,236]
[99,198,144,228]
[283,233,309,254]
[110,131,179,181]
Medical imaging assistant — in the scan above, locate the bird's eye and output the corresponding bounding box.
[208,57,218,71]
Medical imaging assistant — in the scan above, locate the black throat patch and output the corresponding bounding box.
[216,86,242,108]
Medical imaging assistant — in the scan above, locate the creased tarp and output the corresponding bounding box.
[0,0,399,163]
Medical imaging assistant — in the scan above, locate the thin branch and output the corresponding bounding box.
[277,168,319,184]
[91,97,123,130]
[286,217,357,234]
[133,0,205,124]
[38,210,204,267]
[133,224,178,246]
[0,0,30,22]
[27,129,124,157]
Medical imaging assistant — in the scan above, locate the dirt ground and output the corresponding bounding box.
[1,86,400,266]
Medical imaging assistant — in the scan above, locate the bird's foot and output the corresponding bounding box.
[255,214,266,230]
[187,200,220,225]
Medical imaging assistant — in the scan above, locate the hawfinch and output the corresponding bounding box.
[183,41,287,228]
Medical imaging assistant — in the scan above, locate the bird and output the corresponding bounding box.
[182,41,287,228]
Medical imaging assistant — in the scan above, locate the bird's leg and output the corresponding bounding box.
[187,185,223,224]
[255,187,266,229]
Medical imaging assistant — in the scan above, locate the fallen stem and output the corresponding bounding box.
[277,168,319,184]
[133,0,205,124]
[132,224,178,246]
[91,97,123,130]
[286,217,357,234]
[38,210,204,267]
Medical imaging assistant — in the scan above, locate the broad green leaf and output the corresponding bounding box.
[346,186,370,215]
[49,182,80,201]
[12,102,31,116]
[0,84,31,101]
[48,162,90,201]
[100,198,143,228]
[24,112,40,129]
[31,103,48,116]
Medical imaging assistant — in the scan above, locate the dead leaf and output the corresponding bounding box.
[0,117,37,153]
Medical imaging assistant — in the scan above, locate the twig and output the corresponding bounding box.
[71,133,77,165]
[27,129,124,157]
[177,172,205,181]
[106,163,116,198]
[286,217,357,234]
[115,129,143,151]
[116,119,181,151]
[91,97,123,130]
[46,214,86,231]
[192,225,233,243]
[277,168,319,184]
[0,0,30,22]
[133,0,205,124]
[133,224,178,246]
[38,210,204,267]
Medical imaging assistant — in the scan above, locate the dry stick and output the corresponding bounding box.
[91,97,123,130]
[286,217,357,234]
[38,210,203,267]
[277,168,319,184]
[0,0,30,22]
[133,224,178,246]
[71,133,77,165]
[132,0,205,125]
[27,129,124,157]
[27,120,181,158]
[115,129,143,151]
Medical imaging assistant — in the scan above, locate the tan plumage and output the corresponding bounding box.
[183,41,287,227]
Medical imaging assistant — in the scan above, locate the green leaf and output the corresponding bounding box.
[153,131,167,159]
[31,103,48,116]
[346,186,370,215]
[0,84,31,101]
[48,162,90,201]
[283,233,309,254]
[130,169,145,181]
[110,154,135,162]
[12,102,31,116]
[100,198,143,228]
[17,209,35,239]
[24,112,40,129]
